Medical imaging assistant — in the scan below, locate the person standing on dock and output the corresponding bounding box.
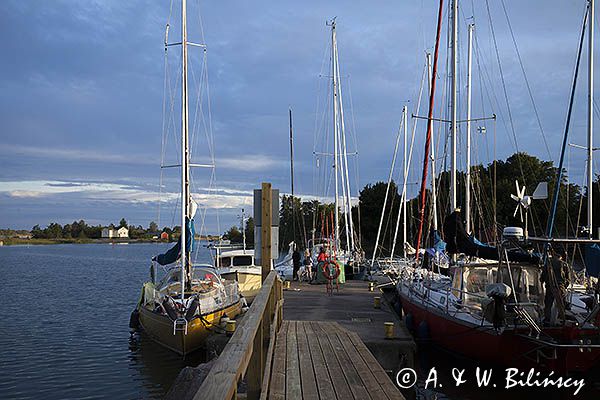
[317,247,327,263]
[542,247,570,325]
[292,244,301,281]
[303,249,313,282]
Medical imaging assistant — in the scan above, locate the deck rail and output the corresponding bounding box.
[196,270,283,400]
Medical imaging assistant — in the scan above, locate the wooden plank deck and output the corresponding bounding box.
[268,321,405,400]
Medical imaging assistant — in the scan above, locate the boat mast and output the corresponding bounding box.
[414,0,444,262]
[391,106,408,260]
[545,5,588,239]
[330,19,340,252]
[450,0,458,212]
[241,208,246,252]
[587,0,594,239]
[428,52,438,232]
[465,23,474,234]
[402,105,408,258]
[289,108,296,244]
[180,0,190,300]
[334,42,356,253]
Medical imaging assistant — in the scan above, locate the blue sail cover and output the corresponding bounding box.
[154,217,195,266]
[585,244,600,277]
[472,235,494,248]
[432,230,446,252]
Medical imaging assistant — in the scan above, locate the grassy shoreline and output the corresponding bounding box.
[0,238,166,246]
[0,236,220,246]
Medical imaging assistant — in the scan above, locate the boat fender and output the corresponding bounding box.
[417,320,430,340]
[322,261,340,281]
[129,309,140,332]
[162,296,179,321]
[404,313,414,332]
[185,297,199,321]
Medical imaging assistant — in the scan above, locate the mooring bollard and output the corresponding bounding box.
[374,296,381,309]
[384,322,394,339]
[368,282,375,292]
[284,280,291,289]
[225,320,236,336]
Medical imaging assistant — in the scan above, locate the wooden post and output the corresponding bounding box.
[261,182,272,282]
[246,324,264,400]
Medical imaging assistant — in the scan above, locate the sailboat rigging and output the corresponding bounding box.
[394,0,600,373]
[130,0,242,356]
[310,18,365,281]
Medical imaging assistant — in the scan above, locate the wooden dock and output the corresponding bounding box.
[283,280,415,375]
[268,320,404,400]
[185,273,410,400]
[168,186,412,399]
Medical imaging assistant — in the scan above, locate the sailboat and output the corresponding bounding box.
[130,0,242,356]
[312,19,365,282]
[396,0,600,372]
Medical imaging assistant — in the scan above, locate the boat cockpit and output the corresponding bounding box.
[156,264,223,297]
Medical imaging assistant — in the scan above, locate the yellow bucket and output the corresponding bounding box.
[226,320,236,336]
[384,322,394,339]
[374,296,381,309]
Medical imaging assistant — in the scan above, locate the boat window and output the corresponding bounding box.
[220,257,231,268]
[192,267,221,285]
[233,255,253,266]
[156,268,181,292]
[451,268,463,299]
[463,267,489,309]
[498,266,541,303]
[464,267,488,294]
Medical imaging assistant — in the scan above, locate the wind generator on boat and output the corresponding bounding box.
[129,0,241,356]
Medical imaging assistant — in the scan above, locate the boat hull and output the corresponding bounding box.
[399,291,600,373]
[220,271,262,303]
[138,301,241,355]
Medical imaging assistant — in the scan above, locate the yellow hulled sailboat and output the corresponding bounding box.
[130,0,241,356]
[136,264,241,355]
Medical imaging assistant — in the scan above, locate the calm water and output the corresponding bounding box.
[0,243,213,400]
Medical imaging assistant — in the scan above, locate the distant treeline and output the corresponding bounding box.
[29,218,179,240]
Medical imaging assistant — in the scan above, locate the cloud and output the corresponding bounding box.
[0,144,155,165]
[218,155,288,172]
[8,190,45,198]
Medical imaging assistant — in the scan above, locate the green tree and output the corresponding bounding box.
[148,221,158,232]
[119,218,127,228]
[354,181,402,256]
[62,223,72,238]
[84,224,102,239]
[31,224,43,239]
[223,226,243,243]
[46,223,63,239]
[244,217,255,247]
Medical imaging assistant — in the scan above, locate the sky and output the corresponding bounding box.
[0,0,596,233]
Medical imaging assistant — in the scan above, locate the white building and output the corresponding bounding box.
[102,227,129,239]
